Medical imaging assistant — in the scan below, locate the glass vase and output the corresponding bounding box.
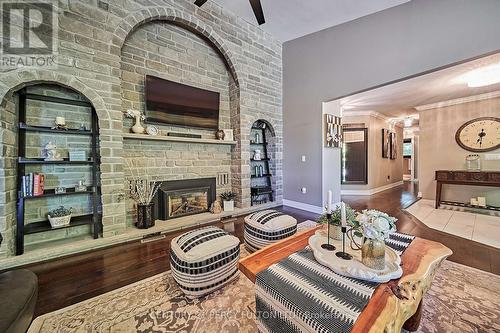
[361,238,386,270]
[137,203,155,229]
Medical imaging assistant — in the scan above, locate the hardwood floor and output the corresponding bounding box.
[8,182,499,317]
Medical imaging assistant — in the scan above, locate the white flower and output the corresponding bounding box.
[357,209,397,240]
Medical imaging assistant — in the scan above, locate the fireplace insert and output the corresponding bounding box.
[155,178,216,220]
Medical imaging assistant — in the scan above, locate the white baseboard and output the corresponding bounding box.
[341,180,404,196]
[282,199,324,214]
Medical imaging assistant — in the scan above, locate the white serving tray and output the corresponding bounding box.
[308,231,403,283]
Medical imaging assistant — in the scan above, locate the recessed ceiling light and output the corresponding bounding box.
[464,64,500,87]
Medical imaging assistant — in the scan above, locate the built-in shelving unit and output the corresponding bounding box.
[123,133,237,145]
[16,89,102,255]
[250,123,274,206]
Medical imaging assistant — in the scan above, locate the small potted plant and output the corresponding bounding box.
[353,209,397,270]
[47,206,73,228]
[220,191,237,212]
[317,203,356,240]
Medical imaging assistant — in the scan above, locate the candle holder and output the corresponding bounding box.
[336,226,352,260]
[321,213,336,251]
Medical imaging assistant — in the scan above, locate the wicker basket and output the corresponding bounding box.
[48,214,72,228]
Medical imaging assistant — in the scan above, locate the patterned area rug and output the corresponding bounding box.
[29,244,500,332]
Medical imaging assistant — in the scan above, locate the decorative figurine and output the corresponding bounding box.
[75,180,87,192]
[210,200,223,214]
[42,141,62,161]
[216,129,225,140]
[126,109,146,134]
[52,117,68,130]
[253,149,262,160]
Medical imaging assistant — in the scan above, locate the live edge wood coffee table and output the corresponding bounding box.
[239,226,452,333]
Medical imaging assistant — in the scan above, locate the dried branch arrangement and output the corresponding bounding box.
[125,159,161,205]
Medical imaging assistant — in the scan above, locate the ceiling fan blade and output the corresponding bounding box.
[194,0,208,7]
[249,0,265,25]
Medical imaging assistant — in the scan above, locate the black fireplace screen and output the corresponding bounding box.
[155,178,216,220]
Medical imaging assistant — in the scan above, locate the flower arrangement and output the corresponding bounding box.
[125,109,145,121]
[317,203,356,226]
[125,109,146,134]
[353,209,397,240]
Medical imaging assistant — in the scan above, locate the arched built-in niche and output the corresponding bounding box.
[249,119,278,206]
[0,83,103,256]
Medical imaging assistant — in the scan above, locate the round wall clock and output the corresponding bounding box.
[455,117,500,152]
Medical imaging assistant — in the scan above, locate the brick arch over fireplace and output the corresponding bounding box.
[111,6,242,87]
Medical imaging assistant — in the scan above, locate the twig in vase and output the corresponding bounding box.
[125,159,161,205]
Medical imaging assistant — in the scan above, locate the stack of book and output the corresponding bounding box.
[21,173,45,197]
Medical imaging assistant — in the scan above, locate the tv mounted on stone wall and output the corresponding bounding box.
[145,75,220,130]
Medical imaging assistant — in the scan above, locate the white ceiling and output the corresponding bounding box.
[212,0,410,42]
[340,52,500,118]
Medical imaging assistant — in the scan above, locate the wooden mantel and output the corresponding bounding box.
[239,226,452,332]
[123,133,237,145]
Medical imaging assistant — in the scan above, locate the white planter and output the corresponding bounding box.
[48,214,72,228]
[223,200,234,212]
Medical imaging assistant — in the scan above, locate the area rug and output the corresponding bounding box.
[29,240,500,332]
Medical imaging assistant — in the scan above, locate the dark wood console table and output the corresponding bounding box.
[435,170,500,210]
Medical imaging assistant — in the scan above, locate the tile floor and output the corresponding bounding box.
[406,199,500,248]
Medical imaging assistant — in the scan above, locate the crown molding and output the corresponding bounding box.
[415,90,500,111]
[342,110,389,121]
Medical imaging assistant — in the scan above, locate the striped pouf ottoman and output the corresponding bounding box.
[244,210,298,252]
[170,226,240,299]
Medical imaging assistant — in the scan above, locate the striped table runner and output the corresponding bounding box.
[255,232,415,333]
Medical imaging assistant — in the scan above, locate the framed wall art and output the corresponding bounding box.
[325,114,342,148]
[382,129,390,158]
[390,131,397,160]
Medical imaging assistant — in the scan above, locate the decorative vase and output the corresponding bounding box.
[137,203,155,229]
[329,224,343,240]
[216,129,225,140]
[361,238,386,270]
[131,115,145,134]
[223,200,234,212]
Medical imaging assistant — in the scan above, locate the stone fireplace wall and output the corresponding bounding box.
[121,21,234,226]
[0,0,282,258]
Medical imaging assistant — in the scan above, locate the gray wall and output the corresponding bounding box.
[283,0,500,206]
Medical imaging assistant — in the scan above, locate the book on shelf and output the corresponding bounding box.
[21,173,45,197]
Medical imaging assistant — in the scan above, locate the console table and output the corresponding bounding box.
[239,226,452,332]
[435,170,500,210]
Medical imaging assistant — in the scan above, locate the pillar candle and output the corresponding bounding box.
[327,190,332,214]
[341,202,346,227]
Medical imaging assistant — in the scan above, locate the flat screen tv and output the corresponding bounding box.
[145,75,220,129]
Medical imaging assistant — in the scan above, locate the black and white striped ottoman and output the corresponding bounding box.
[244,210,298,252]
[170,226,241,299]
